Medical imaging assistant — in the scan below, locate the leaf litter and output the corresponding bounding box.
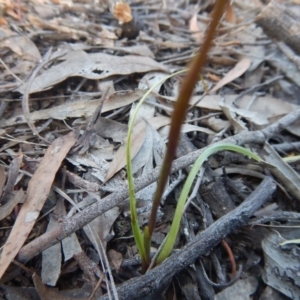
[0,0,300,299]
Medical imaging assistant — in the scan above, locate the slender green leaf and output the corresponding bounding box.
[155,143,261,265]
[126,70,187,266]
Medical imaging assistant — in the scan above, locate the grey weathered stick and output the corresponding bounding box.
[99,177,276,300]
[17,108,300,263]
[256,1,300,55]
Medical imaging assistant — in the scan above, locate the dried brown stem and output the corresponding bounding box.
[147,0,229,239]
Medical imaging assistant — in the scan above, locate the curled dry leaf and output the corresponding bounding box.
[189,13,203,44]
[113,1,132,24]
[225,1,236,24]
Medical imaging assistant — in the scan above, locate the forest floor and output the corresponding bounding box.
[0,0,300,299]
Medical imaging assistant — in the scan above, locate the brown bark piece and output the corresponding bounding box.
[255,1,300,55]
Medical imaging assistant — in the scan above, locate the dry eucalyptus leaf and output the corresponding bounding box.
[67,155,109,183]
[159,124,215,140]
[148,115,172,130]
[131,71,167,122]
[202,116,230,132]
[165,94,299,127]
[83,206,120,250]
[111,45,155,58]
[219,102,248,133]
[42,199,82,286]
[261,142,300,202]
[33,273,88,300]
[135,124,165,202]
[131,123,153,174]
[62,232,82,262]
[215,277,258,300]
[107,249,123,272]
[0,189,24,222]
[225,1,236,24]
[18,51,169,94]
[0,131,77,279]
[41,214,62,286]
[96,117,128,143]
[286,119,300,137]
[1,89,145,127]
[0,153,23,205]
[27,15,90,40]
[2,35,41,62]
[0,165,6,199]
[210,57,252,93]
[189,13,203,44]
[105,119,147,182]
